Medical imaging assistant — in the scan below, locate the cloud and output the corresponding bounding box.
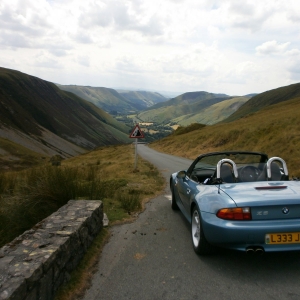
[72,31,94,44]
[0,0,62,51]
[286,49,300,56]
[77,56,90,67]
[1,0,300,95]
[78,2,114,28]
[0,0,51,36]
[48,48,69,57]
[256,40,291,55]
[78,0,165,37]
[0,31,32,48]
[226,1,272,32]
[33,53,62,69]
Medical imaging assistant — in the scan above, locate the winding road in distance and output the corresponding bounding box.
[82,144,300,300]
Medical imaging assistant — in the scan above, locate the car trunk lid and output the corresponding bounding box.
[220,181,300,220]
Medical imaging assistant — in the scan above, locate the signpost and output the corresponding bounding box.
[129,124,145,169]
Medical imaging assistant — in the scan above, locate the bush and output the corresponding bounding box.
[0,165,105,247]
[117,191,141,213]
[20,166,80,207]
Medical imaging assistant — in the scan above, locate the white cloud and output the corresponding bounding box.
[48,48,69,57]
[77,55,90,67]
[1,0,300,95]
[256,41,291,55]
[286,49,300,57]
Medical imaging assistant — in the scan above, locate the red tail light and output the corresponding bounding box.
[216,207,252,220]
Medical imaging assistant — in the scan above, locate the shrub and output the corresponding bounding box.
[117,191,141,213]
[0,165,104,247]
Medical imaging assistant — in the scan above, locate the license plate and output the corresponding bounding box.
[265,232,300,244]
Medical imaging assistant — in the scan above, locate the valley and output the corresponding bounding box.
[1,66,300,300]
[0,66,300,174]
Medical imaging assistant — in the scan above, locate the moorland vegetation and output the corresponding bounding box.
[0,144,165,247]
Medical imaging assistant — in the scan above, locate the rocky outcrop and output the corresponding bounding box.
[0,200,103,300]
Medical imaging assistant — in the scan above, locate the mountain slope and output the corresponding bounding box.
[58,85,167,113]
[0,67,131,159]
[144,91,229,111]
[117,90,167,110]
[57,85,137,114]
[150,97,300,177]
[136,91,248,125]
[173,96,249,126]
[223,82,300,123]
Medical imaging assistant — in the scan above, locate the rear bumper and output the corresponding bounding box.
[201,211,300,252]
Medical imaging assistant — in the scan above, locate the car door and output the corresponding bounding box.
[177,171,198,214]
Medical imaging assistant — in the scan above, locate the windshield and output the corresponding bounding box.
[193,152,268,170]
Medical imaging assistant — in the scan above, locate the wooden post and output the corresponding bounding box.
[134,138,138,169]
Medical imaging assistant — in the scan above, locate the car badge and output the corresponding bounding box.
[282,207,289,214]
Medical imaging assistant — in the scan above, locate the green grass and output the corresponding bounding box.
[0,144,165,247]
[173,96,249,126]
[223,82,300,123]
[0,137,45,170]
[52,145,165,300]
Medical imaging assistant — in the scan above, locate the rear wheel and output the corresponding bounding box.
[171,184,179,210]
[191,206,214,255]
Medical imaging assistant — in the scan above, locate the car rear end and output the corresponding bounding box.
[201,181,300,253]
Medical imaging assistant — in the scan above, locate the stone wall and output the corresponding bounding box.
[0,200,103,300]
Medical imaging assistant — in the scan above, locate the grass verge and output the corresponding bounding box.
[53,144,165,300]
[0,143,165,299]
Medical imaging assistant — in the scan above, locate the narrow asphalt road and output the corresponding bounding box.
[82,145,300,300]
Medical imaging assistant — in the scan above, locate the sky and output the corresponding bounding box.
[1,0,300,96]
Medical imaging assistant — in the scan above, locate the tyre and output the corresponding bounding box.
[171,184,179,210]
[191,206,214,255]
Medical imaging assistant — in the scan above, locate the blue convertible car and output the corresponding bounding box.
[170,151,300,255]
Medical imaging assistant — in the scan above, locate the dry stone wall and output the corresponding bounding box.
[0,200,103,300]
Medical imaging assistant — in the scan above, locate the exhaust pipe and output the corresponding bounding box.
[255,247,264,255]
[246,247,255,255]
[246,246,265,255]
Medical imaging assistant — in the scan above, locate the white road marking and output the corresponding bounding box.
[165,195,172,201]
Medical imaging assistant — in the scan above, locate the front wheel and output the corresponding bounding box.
[191,206,214,255]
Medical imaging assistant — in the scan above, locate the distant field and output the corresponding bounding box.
[140,122,154,126]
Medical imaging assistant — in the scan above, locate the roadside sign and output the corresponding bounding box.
[129,124,145,138]
[130,124,144,170]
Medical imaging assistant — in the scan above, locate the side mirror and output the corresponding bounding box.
[177,170,186,179]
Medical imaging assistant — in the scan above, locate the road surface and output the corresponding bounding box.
[82,145,300,300]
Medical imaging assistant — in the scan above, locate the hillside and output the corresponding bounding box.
[136,91,249,125]
[0,67,131,166]
[223,82,300,122]
[57,85,136,114]
[117,90,166,110]
[57,85,167,114]
[0,137,39,169]
[150,97,300,177]
[172,96,249,126]
[143,91,229,111]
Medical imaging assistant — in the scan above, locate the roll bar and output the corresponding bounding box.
[216,159,238,182]
[266,157,288,180]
